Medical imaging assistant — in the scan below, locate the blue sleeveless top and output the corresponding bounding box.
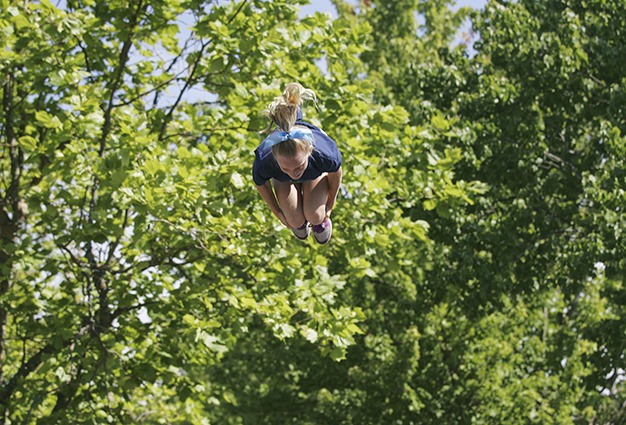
[252,112,342,186]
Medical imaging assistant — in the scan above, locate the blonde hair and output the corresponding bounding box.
[261,83,317,158]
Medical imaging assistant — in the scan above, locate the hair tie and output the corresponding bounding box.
[261,128,314,149]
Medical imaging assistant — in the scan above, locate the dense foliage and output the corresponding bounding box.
[1,0,624,423]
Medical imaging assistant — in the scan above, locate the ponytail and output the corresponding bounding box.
[260,83,317,159]
[261,83,316,133]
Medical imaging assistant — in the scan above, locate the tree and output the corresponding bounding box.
[344,0,626,422]
[5,0,621,423]
[0,0,372,422]
[250,0,625,423]
[190,1,487,423]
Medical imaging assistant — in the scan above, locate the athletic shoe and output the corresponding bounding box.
[312,218,332,245]
[292,221,309,240]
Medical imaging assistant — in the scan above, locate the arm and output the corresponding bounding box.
[256,181,289,227]
[325,166,343,218]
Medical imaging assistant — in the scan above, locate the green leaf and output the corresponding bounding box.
[196,330,228,354]
[230,172,245,189]
[431,113,449,131]
[19,136,38,152]
[423,199,437,210]
[13,13,30,30]
[35,110,62,130]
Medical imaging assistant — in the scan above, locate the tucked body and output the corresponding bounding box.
[252,83,343,244]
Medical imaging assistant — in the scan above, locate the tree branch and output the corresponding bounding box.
[157,38,211,141]
[78,4,150,347]
[157,0,250,141]
[1,70,20,393]
[0,344,56,411]
[105,208,130,268]
[99,0,147,158]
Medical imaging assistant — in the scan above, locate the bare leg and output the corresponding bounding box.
[302,173,329,226]
[272,179,306,228]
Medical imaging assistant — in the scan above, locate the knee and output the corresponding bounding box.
[304,209,325,226]
[285,215,306,229]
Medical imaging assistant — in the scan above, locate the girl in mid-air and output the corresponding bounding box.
[252,83,343,244]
